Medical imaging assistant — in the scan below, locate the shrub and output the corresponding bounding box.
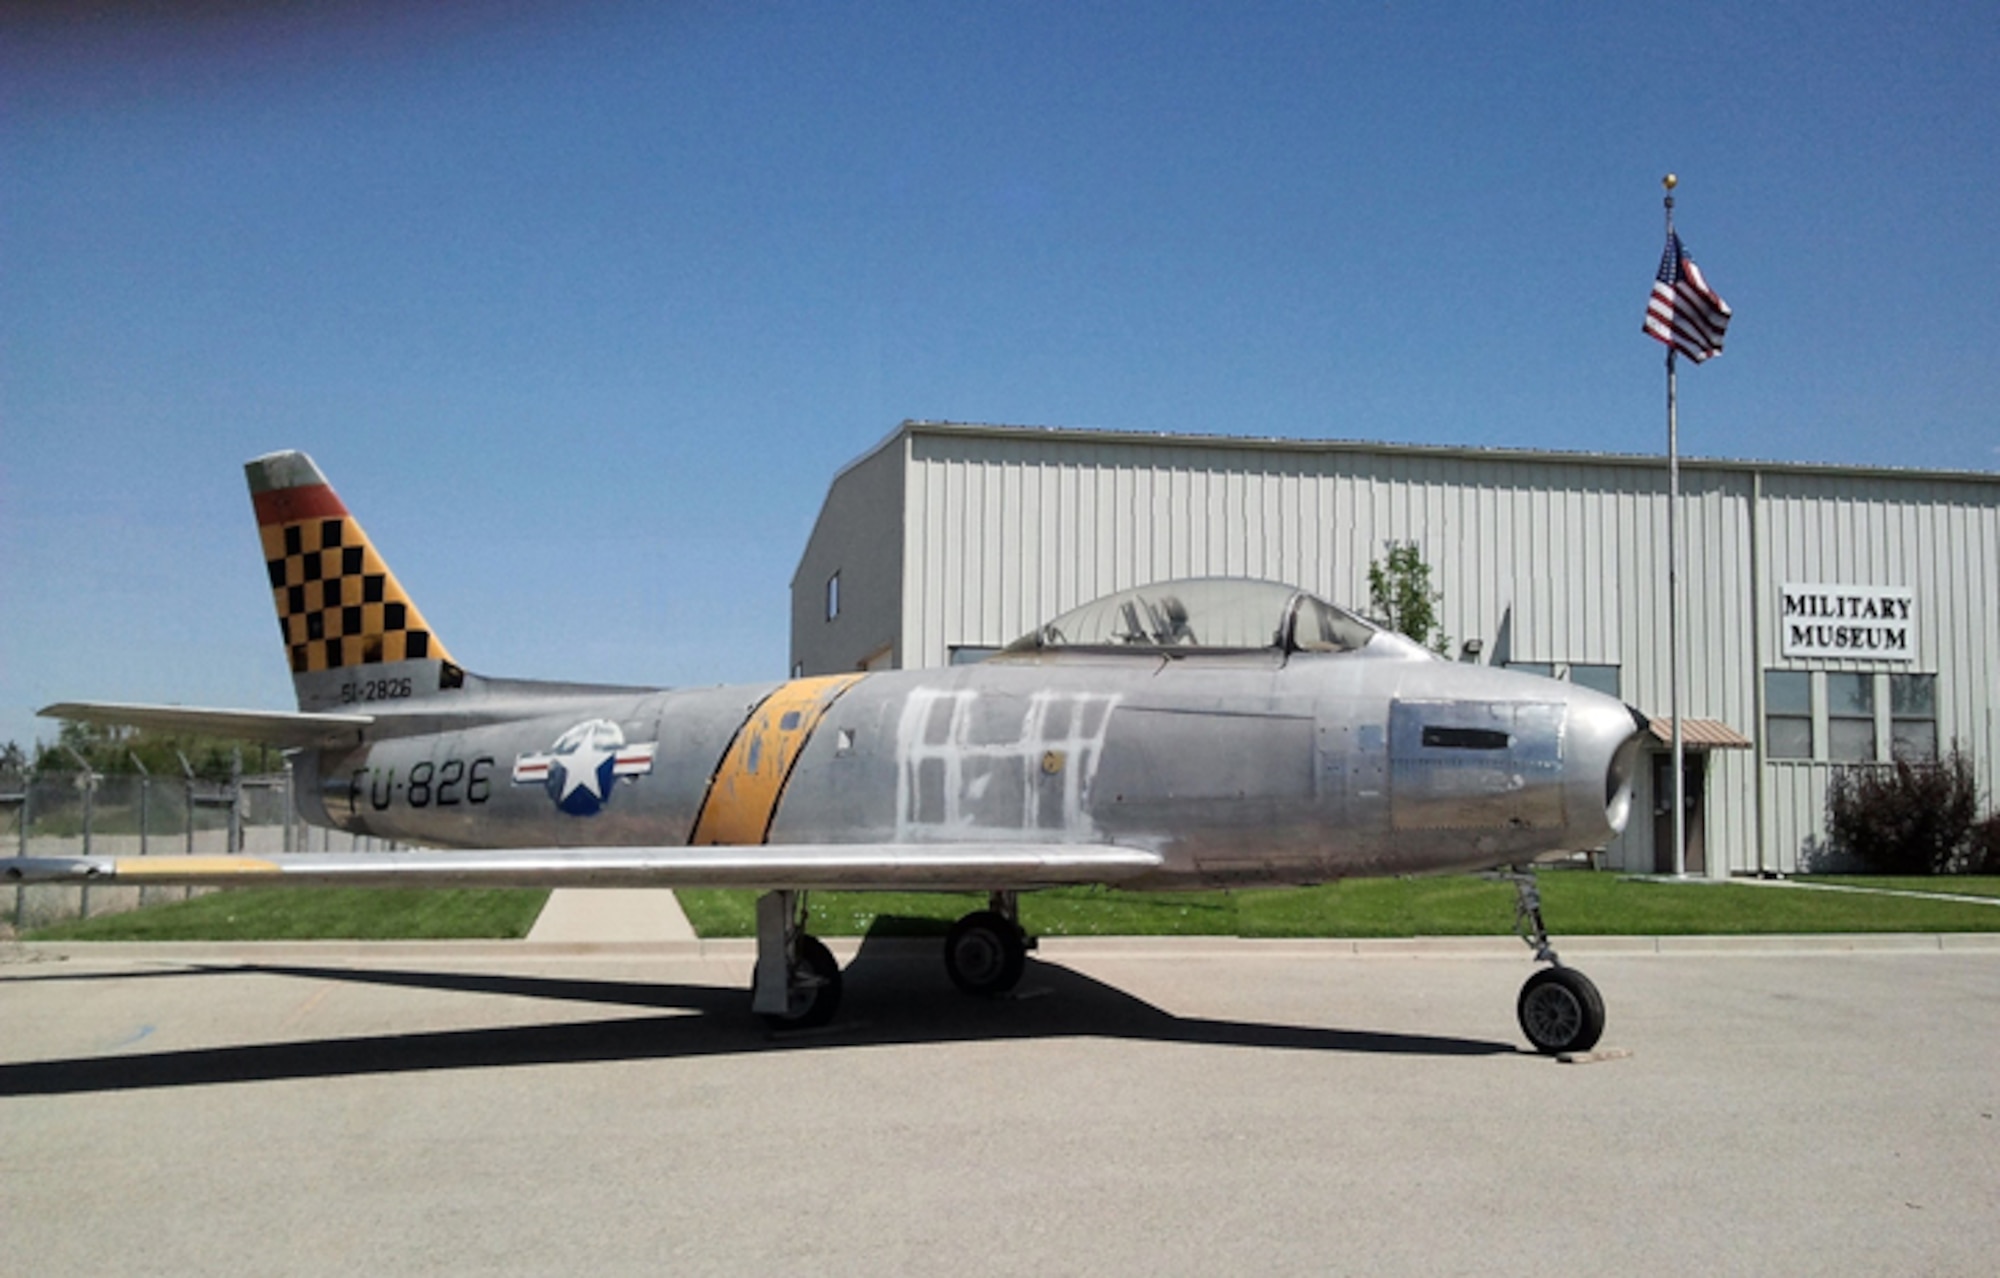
[1967,815,2000,876]
[1824,746,1980,875]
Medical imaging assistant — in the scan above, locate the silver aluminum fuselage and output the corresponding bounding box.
[298,635,1645,890]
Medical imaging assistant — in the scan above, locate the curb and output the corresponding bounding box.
[8,932,1998,966]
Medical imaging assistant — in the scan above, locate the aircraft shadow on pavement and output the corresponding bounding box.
[0,922,1516,1096]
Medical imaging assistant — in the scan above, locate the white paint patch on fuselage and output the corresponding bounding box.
[895,688,1120,840]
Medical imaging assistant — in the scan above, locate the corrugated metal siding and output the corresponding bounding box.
[1756,472,2000,871]
[861,425,2000,875]
[906,434,1707,682]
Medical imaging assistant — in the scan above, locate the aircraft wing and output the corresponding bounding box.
[37,701,373,749]
[3,843,1164,894]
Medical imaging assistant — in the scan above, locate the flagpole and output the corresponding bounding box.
[1664,173,1687,878]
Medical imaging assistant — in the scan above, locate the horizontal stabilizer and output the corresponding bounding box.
[3,843,1164,894]
[36,701,373,749]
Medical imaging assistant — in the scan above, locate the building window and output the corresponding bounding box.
[1765,670,1813,759]
[1765,671,1940,763]
[1890,673,1937,762]
[1500,661,1619,699]
[1567,664,1621,698]
[1825,672,1876,762]
[825,572,841,621]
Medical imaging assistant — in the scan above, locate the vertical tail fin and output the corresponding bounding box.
[247,451,464,712]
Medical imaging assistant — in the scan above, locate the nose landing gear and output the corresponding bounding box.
[1496,871,1606,1056]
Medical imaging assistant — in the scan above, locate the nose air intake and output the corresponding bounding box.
[1598,703,1653,836]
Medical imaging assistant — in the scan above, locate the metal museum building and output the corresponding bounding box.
[791,421,2000,877]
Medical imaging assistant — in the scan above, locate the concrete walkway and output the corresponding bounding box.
[1722,875,2000,907]
[523,889,697,943]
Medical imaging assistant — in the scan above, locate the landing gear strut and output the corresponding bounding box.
[752,889,842,1030]
[1497,870,1605,1056]
[943,891,1034,997]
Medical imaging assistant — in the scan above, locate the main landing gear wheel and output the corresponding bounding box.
[760,934,843,1031]
[943,909,1028,996]
[1517,965,1605,1056]
[752,891,843,1031]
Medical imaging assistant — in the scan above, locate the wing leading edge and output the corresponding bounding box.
[36,701,374,749]
[4,843,1164,894]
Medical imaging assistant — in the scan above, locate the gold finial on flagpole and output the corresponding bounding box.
[1663,172,1678,190]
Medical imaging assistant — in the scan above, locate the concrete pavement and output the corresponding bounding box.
[4,936,1998,1276]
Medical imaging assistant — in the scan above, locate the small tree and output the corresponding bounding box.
[1367,541,1451,654]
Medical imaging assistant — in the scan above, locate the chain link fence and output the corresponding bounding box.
[2,765,388,933]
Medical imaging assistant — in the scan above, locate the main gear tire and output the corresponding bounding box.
[943,910,1028,996]
[759,934,843,1031]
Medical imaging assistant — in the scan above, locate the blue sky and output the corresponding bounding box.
[4,2,1996,753]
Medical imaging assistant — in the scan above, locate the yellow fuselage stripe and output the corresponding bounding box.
[690,674,865,845]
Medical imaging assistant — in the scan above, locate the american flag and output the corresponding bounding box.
[1644,230,1731,362]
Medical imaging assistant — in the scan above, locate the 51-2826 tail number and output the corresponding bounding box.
[340,677,414,704]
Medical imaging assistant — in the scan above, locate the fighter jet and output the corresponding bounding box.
[18,452,1650,1053]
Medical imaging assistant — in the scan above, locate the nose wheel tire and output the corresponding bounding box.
[943,910,1028,996]
[1517,965,1605,1055]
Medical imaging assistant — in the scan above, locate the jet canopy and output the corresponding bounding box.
[1001,577,1380,656]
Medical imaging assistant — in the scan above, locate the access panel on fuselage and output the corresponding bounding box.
[1387,699,1567,831]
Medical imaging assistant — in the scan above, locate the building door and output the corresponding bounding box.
[1651,752,1707,875]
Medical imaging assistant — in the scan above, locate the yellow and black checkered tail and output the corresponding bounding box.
[246,451,464,712]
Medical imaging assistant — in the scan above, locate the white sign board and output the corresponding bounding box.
[1780,583,1914,661]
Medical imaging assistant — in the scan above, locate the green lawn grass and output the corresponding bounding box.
[24,873,1999,944]
[679,871,2000,939]
[25,887,550,942]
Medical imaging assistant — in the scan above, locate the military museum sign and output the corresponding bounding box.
[1779,583,1915,660]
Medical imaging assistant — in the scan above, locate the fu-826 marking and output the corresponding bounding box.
[22,450,1652,1055]
[346,757,498,811]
